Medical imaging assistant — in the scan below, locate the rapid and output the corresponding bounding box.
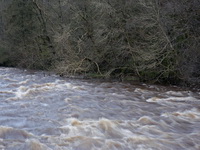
[0,67,200,150]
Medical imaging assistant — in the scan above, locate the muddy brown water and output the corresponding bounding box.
[0,67,200,150]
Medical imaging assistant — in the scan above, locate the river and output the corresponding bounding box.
[0,67,200,150]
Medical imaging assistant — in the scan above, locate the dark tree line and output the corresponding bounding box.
[0,0,199,86]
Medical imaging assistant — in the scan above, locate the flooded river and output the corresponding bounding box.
[0,67,200,150]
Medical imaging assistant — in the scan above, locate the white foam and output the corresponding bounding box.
[146,96,198,103]
[165,91,185,97]
[14,86,31,99]
[7,81,80,100]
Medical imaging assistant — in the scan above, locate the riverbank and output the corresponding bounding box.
[5,66,199,92]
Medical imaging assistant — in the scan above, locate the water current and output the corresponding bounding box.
[0,67,200,150]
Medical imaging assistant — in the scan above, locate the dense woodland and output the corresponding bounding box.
[0,0,199,86]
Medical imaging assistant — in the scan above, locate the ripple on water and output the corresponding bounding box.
[0,126,33,140]
[162,108,200,121]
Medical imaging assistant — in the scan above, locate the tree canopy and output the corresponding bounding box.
[0,0,199,85]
